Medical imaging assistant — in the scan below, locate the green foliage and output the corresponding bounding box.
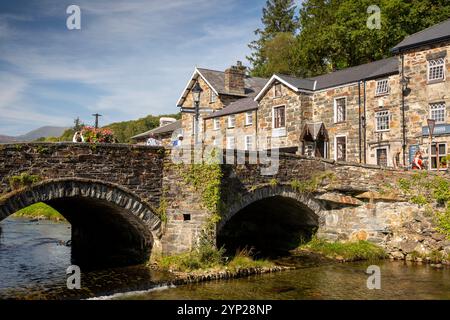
[300,236,387,261]
[12,203,65,222]
[36,145,50,154]
[290,170,335,193]
[9,172,41,190]
[397,174,450,238]
[158,243,226,272]
[158,244,272,272]
[436,206,450,239]
[249,0,450,77]
[269,178,278,187]
[248,0,298,77]
[104,113,181,143]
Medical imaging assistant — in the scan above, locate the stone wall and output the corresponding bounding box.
[403,41,450,167]
[257,82,312,150]
[203,110,257,150]
[0,143,165,208]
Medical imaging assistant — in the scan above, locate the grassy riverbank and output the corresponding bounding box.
[12,203,66,222]
[297,237,387,262]
[156,245,274,274]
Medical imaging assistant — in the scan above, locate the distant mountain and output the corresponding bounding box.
[0,126,69,143]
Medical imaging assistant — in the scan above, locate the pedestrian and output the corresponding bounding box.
[72,131,85,143]
[173,134,183,147]
[411,150,424,170]
[146,133,161,146]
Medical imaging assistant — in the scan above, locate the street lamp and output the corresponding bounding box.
[191,82,203,145]
[427,119,438,172]
[400,75,410,166]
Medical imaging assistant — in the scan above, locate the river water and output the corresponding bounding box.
[0,217,449,300]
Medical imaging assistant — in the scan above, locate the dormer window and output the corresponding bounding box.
[274,83,282,97]
[428,58,445,82]
[375,79,389,95]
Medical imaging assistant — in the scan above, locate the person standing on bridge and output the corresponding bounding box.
[146,133,161,146]
[72,131,85,143]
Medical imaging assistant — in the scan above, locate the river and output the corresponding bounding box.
[0,217,449,300]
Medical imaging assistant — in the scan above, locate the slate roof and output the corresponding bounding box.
[391,18,450,53]
[275,74,316,91]
[309,56,399,90]
[203,97,258,119]
[196,68,267,96]
[131,120,181,140]
[177,68,267,107]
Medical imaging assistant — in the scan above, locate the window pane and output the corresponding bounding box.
[335,98,346,122]
[336,137,346,161]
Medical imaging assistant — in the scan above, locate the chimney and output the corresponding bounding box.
[224,61,246,95]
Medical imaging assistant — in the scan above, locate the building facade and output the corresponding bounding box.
[177,19,450,170]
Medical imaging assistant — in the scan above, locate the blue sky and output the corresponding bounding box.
[0,0,288,135]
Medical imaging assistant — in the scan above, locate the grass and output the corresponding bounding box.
[299,236,387,262]
[157,245,273,273]
[12,203,66,222]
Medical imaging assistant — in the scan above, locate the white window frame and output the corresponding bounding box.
[334,135,347,162]
[376,146,389,167]
[428,58,445,82]
[334,97,347,123]
[375,79,389,96]
[430,102,446,124]
[272,105,286,137]
[375,110,390,132]
[227,115,235,128]
[244,135,253,151]
[430,142,447,170]
[272,105,286,129]
[226,136,235,149]
[213,118,220,130]
[245,112,253,126]
[274,83,282,98]
[210,90,217,103]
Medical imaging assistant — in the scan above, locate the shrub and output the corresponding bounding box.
[9,172,41,190]
[81,126,115,143]
[300,236,387,261]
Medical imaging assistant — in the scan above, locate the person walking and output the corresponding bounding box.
[412,150,424,170]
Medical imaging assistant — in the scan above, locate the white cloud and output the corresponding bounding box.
[0,0,266,134]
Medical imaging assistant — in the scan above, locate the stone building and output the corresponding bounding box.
[131,119,181,147]
[176,62,267,146]
[178,19,450,169]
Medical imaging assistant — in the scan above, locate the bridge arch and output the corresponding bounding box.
[0,178,162,268]
[217,185,325,256]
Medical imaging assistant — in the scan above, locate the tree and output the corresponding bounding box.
[248,0,298,77]
[73,117,84,131]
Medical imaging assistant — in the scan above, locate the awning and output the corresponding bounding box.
[300,122,329,142]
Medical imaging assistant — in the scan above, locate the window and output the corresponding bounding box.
[226,136,235,149]
[428,58,445,81]
[245,112,253,125]
[210,91,217,103]
[212,137,218,146]
[375,111,390,131]
[244,135,253,151]
[334,97,346,123]
[375,79,389,95]
[213,118,220,130]
[376,148,388,167]
[274,83,282,97]
[335,136,346,162]
[430,143,447,169]
[227,115,235,128]
[430,102,446,123]
[273,106,285,128]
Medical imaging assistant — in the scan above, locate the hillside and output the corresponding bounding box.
[0,126,69,143]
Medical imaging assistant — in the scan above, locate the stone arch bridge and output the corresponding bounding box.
[0,143,438,267]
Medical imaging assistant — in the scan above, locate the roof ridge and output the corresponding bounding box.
[309,56,396,79]
[402,18,450,41]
